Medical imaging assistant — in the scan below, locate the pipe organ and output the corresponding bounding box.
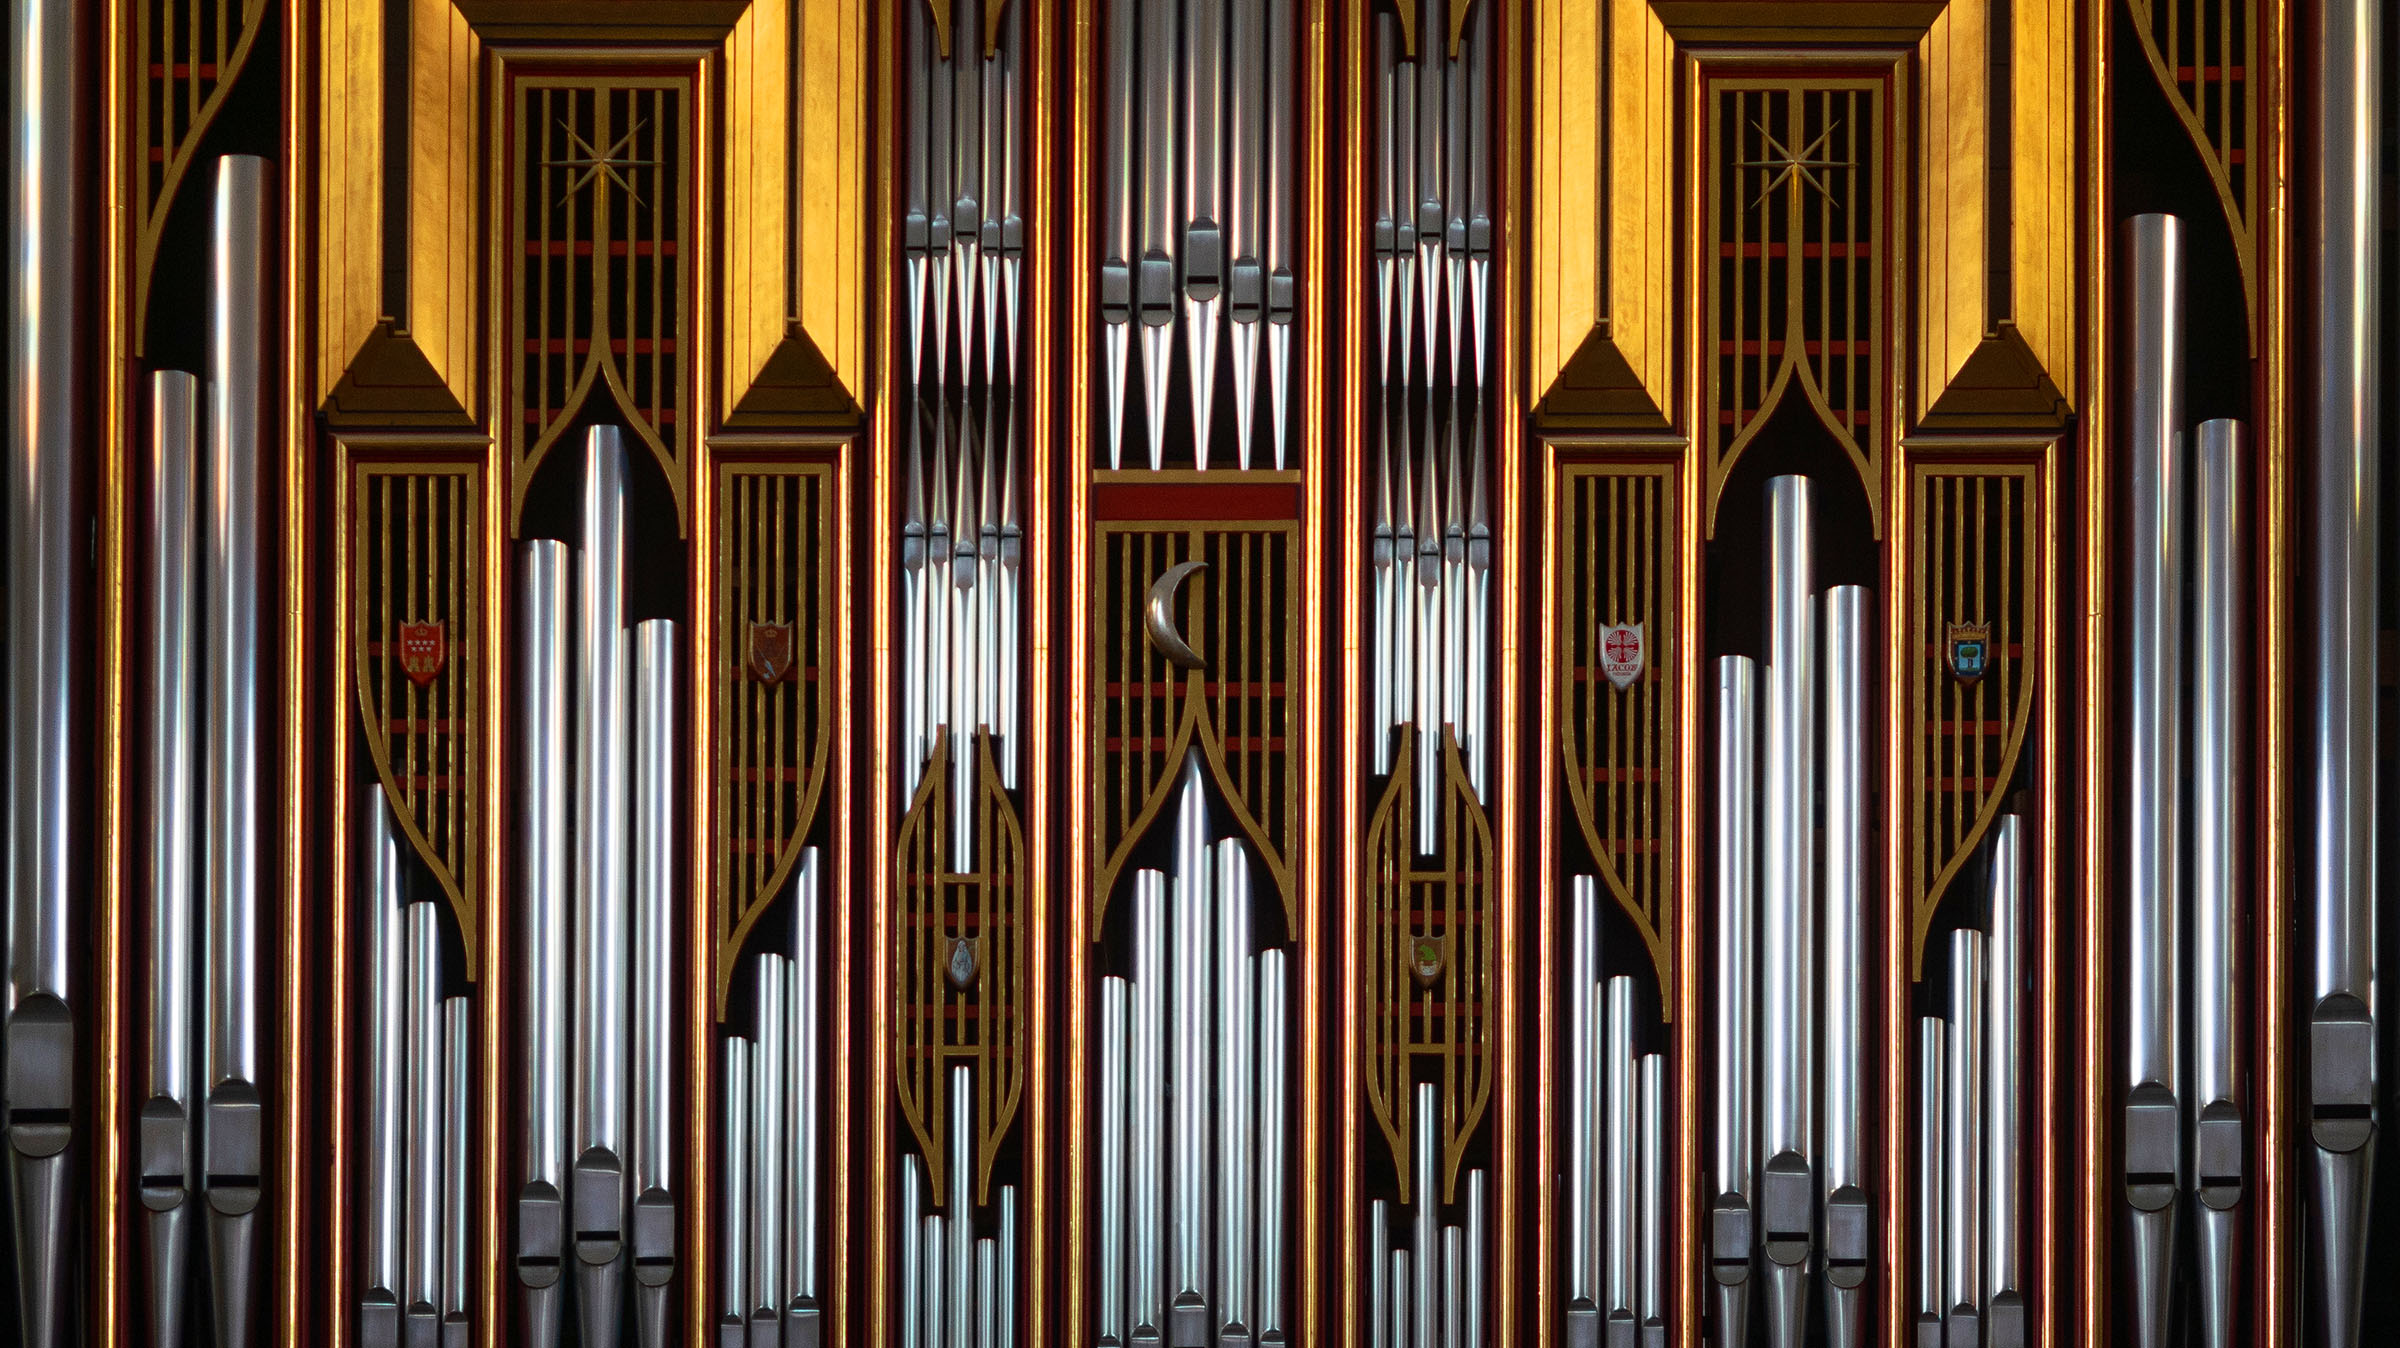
[3,2,2393,1348]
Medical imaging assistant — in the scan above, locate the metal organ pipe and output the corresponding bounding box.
[1567,876,1599,1323]
[1256,945,1290,1343]
[1983,817,2027,1332]
[518,538,572,1346]
[362,787,407,1347]
[2308,3,2381,1341]
[1637,1053,1665,1342]
[1216,840,1256,1346]
[1603,975,1636,1329]
[442,996,471,1341]
[2190,422,2244,1348]
[575,424,633,1339]
[1822,585,1871,1345]
[2121,213,2184,1348]
[405,899,445,1328]
[1916,1017,1945,1348]
[1709,657,1756,1335]
[1945,930,1986,1336]
[720,1039,751,1345]
[1169,753,1213,1346]
[791,848,826,1327]
[1759,475,1816,1348]
[1131,868,1168,1346]
[1101,976,1131,1345]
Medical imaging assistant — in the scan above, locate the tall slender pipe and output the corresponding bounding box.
[1255,947,1290,1343]
[1710,658,1756,1333]
[1101,976,1131,1344]
[1946,932,1986,1335]
[1131,869,1170,1345]
[1464,1170,1486,1348]
[1413,1081,1440,1348]
[5,0,85,1337]
[1823,587,1871,1345]
[1568,876,1600,1316]
[631,619,678,1337]
[2189,424,2243,1348]
[898,1156,922,1348]
[518,540,572,1346]
[1170,755,1214,1346]
[441,997,472,1329]
[1758,476,1815,1348]
[755,958,788,1321]
[999,1186,1019,1348]
[2307,4,2381,1344]
[1603,977,1636,1325]
[1637,1054,1664,1339]
[1984,816,2027,1334]
[576,425,632,1339]
[142,371,201,1348]
[1216,842,1255,1344]
[949,1064,974,1348]
[1391,1251,1413,1348]
[1369,1201,1389,1348]
[2121,214,2184,1348]
[405,902,445,1324]
[790,849,825,1325]
[364,788,406,1305]
[200,153,271,1348]
[720,1041,752,1342]
[1916,1020,1944,1348]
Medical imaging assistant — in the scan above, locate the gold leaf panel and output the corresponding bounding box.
[1906,460,2041,974]
[2126,0,2257,335]
[1362,729,1495,1207]
[892,730,1027,1206]
[1556,462,1680,1003]
[712,462,835,1008]
[135,0,269,354]
[347,458,488,963]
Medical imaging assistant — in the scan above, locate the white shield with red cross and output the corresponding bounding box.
[1599,622,1645,690]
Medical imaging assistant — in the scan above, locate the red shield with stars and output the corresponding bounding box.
[1599,622,1645,690]
[397,621,446,687]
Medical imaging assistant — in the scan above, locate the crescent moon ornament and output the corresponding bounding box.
[1144,559,1210,671]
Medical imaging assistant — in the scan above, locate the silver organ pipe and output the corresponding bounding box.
[1101,976,1131,1346]
[363,786,407,1345]
[1603,976,1636,1328]
[755,957,790,1328]
[1414,1081,1439,1348]
[922,1207,947,1348]
[1945,930,1986,1336]
[949,1064,974,1348]
[1442,1224,1465,1348]
[1256,946,1291,1344]
[1170,752,1214,1345]
[575,424,633,1338]
[1984,813,2027,1346]
[1917,1018,1945,1348]
[1217,839,1256,1347]
[899,1157,924,1348]
[2121,213,2184,1348]
[442,996,472,1344]
[201,152,270,1348]
[1566,876,1599,1327]
[5,0,84,1333]
[2192,420,2245,1348]
[1709,656,1756,1339]
[1391,1250,1413,1348]
[518,537,573,1345]
[720,1039,752,1346]
[1636,1053,1664,1344]
[1822,585,1870,1344]
[1758,474,1817,1348]
[792,850,826,1332]
[1131,868,1168,1347]
[631,619,679,1340]
[405,898,445,1330]
[1370,1201,1390,1348]
[1465,1168,1487,1348]
[2308,3,2381,1338]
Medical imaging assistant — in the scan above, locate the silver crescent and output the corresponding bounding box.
[1144,559,1209,671]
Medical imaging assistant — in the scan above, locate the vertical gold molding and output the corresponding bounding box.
[1493,0,1526,1339]
[286,7,320,1340]
[2256,0,2289,1338]
[1337,0,1365,1342]
[871,1,904,1342]
[2079,0,2113,1328]
[96,0,131,1337]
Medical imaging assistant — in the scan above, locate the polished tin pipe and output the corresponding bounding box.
[1604,976,1636,1318]
[631,620,678,1210]
[2120,214,2183,1348]
[1710,657,1757,1291]
[755,958,788,1320]
[143,369,201,1348]
[999,1186,1019,1348]
[1414,1081,1439,1348]
[922,1211,947,1348]
[1465,1169,1486,1348]
[1170,755,1213,1345]
[518,540,572,1344]
[1945,931,1985,1323]
[1391,1250,1413,1348]
[1984,817,2025,1305]
[1102,976,1131,1343]
[949,1064,974,1348]
[2307,7,2382,1337]
[578,425,632,1165]
[898,1156,922,1348]
[1916,1018,1945,1348]
[1442,1225,1464,1348]
[976,1239,998,1348]
[1215,841,1255,1343]
[1566,877,1599,1309]
[365,787,407,1302]
[1758,478,1816,1347]
[442,997,471,1321]
[1131,869,1169,1342]
[1636,1053,1664,1333]
[791,850,824,1315]
[405,901,445,1314]
[1255,946,1290,1343]
[6,1,85,1332]
[1369,1200,1389,1348]
[200,164,271,1348]
[2191,422,2243,1348]
[721,1041,752,1332]
[1822,587,1872,1341]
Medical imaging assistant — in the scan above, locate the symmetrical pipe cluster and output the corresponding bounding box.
[1365,1093,1489,1348]
[2118,215,2253,1348]
[902,0,1025,835]
[360,787,477,1348]
[1099,0,1298,470]
[1912,816,2027,1348]
[1561,881,1662,1348]
[1704,477,1874,1348]
[513,427,681,1348]
[1094,752,1292,1348]
[131,155,272,1348]
[896,1078,1021,1348]
[716,848,828,1348]
[1370,0,1492,822]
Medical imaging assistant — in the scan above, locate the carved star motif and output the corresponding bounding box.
[1739,118,1851,210]
[548,116,656,207]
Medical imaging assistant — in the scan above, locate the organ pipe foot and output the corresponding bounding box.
[7,993,74,1348]
[747,1308,781,1348]
[2193,1202,2236,1348]
[718,1314,747,1348]
[521,1281,564,1348]
[574,1146,627,1348]
[1914,1313,1943,1348]
[1707,1281,1747,1348]
[1984,1292,2027,1348]
[2126,1204,2174,1348]
[1942,1306,1979,1348]
[204,1205,258,1348]
[1605,1309,1637,1348]
[1640,1317,1666,1348]
[1761,1256,1808,1348]
[634,1283,669,1348]
[360,1294,401,1348]
[2308,1136,2372,1348]
[442,1313,470,1348]
[141,1183,192,1348]
[1132,1321,1166,1348]
[575,1254,626,1348]
[1219,1326,1254,1348]
[405,1303,440,1348]
[1823,1284,1862,1348]
[1183,295,1223,467]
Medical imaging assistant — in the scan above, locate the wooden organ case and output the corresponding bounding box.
[4,1,2393,1348]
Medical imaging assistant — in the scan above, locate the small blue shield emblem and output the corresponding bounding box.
[1946,622,1992,685]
